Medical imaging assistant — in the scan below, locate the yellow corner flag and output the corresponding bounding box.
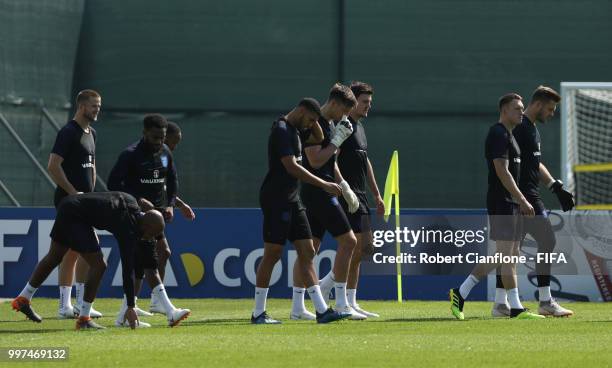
[382,151,402,302]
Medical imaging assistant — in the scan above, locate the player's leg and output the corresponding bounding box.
[346,213,379,317]
[73,249,103,318]
[492,266,511,317]
[529,201,573,316]
[150,235,171,312]
[12,240,70,322]
[76,250,106,328]
[291,261,310,318]
[293,237,350,323]
[289,206,349,323]
[314,200,362,319]
[252,242,283,324]
[130,276,154,316]
[135,238,189,327]
[450,207,519,320]
[290,210,324,319]
[57,250,78,318]
[143,268,190,327]
[505,241,544,319]
[155,236,171,281]
[115,260,153,327]
[70,226,107,329]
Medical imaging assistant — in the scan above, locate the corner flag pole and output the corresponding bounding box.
[383,151,402,302]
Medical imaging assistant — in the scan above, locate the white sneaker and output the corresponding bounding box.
[290,310,316,320]
[115,319,152,328]
[134,306,153,317]
[58,305,76,319]
[73,304,103,318]
[319,282,333,305]
[336,305,367,320]
[167,308,191,327]
[539,299,574,317]
[351,304,380,318]
[491,303,511,317]
[149,301,167,315]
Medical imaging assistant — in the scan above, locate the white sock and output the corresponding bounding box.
[59,286,73,311]
[19,282,38,301]
[116,295,128,323]
[152,284,176,315]
[320,271,336,290]
[81,301,92,318]
[347,288,357,306]
[291,287,306,314]
[150,292,158,305]
[539,286,552,302]
[253,287,269,317]
[507,288,524,310]
[334,282,349,309]
[75,282,85,307]
[459,274,479,299]
[495,288,508,305]
[307,285,328,314]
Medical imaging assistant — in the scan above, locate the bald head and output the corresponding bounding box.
[139,209,165,239]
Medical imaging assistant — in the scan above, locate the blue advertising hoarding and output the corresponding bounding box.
[0,208,486,301]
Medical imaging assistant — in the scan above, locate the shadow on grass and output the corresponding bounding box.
[181,318,251,326]
[0,328,65,334]
[372,317,489,322]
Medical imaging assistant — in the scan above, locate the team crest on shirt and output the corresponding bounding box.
[88,155,92,162]
[161,154,168,168]
[153,170,159,178]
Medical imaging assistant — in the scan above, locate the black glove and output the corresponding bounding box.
[550,180,575,212]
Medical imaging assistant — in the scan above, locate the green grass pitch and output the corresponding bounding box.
[2,298,612,367]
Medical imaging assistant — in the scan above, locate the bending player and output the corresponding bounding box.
[12,192,164,330]
[252,97,348,324]
[291,83,366,320]
[335,81,384,318]
[449,93,543,320]
[491,86,574,317]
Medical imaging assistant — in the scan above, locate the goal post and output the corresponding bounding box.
[561,82,612,210]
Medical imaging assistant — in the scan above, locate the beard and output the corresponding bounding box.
[85,112,98,122]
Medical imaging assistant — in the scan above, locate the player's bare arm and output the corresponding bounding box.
[280,155,341,196]
[493,158,534,216]
[48,154,80,195]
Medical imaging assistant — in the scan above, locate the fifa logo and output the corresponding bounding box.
[153,170,159,179]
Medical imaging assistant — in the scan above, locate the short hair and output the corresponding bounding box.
[350,81,374,99]
[531,85,561,104]
[167,121,181,136]
[498,93,523,111]
[298,97,322,117]
[76,89,101,106]
[328,83,357,108]
[143,114,168,130]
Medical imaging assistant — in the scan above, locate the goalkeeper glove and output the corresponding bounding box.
[330,116,353,148]
[549,179,575,212]
[339,180,360,214]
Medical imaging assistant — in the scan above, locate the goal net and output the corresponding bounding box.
[561,82,612,210]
